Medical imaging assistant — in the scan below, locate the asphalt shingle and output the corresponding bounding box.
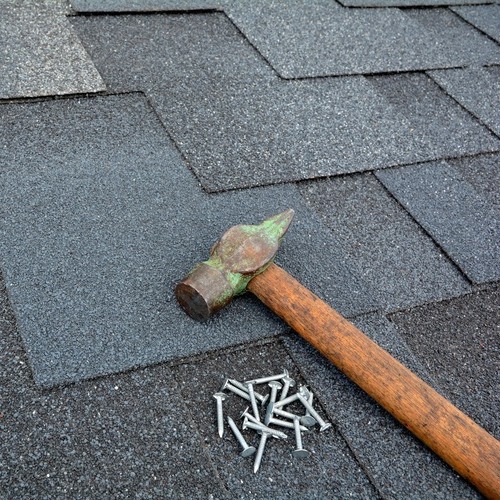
[390,285,500,439]
[376,161,500,284]
[70,12,277,95]
[446,153,500,210]
[153,73,500,190]
[338,0,488,8]
[0,4,105,99]
[225,0,500,78]
[173,341,378,497]
[283,313,479,498]
[429,66,500,136]
[150,77,500,191]
[0,274,225,498]
[70,0,224,11]
[451,5,500,43]
[71,14,500,192]
[369,72,500,158]
[0,93,379,387]
[2,1,499,496]
[298,173,471,312]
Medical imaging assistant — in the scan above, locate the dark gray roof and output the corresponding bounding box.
[1,0,498,497]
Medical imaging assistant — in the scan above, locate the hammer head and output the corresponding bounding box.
[175,209,294,321]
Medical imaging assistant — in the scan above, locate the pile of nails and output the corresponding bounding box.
[213,369,331,473]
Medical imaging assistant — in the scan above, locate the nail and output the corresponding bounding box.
[264,380,282,425]
[227,416,256,457]
[245,382,260,422]
[272,392,299,409]
[245,369,289,386]
[268,416,309,432]
[253,431,270,473]
[301,389,317,427]
[213,392,227,438]
[273,407,300,420]
[292,416,309,459]
[241,411,283,439]
[279,375,296,401]
[229,379,268,405]
[220,379,250,402]
[297,393,331,431]
[242,417,288,440]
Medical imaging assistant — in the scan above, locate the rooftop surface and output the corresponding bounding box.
[1,0,499,497]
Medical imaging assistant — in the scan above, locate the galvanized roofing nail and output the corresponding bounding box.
[264,380,282,425]
[301,389,317,427]
[245,382,261,423]
[220,379,251,402]
[292,416,309,459]
[268,416,308,432]
[253,430,271,474]
[273,407,299,420]
[268,380,282,404]
[297,393,331,432]
[242,417,288,440]
[245,369,289,386]
[227,416,256,458]
[279,375,296,402]
[229,378,269,405]
[272,392,299,409]
[213,392,227,438]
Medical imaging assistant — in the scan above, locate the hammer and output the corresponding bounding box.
[176,209,500,497]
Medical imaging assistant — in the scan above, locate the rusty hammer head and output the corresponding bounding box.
[175,209,294,321]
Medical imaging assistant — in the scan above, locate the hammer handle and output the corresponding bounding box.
[248,263,500,498]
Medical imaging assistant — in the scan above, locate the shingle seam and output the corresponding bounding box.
[262,66,476,82]
[221,11,282,79]
[373,170,476,287]
[385,281,499,318]
[170,372,231,497]
[185,142,500,194]
[159,337,281,371]
[66,8,222,17]
[140,91,211,193]
[426,69,500,139]
[0,86,149,106]
[447,6,500,45]
[340,2,493,8]
[276,333,387,499]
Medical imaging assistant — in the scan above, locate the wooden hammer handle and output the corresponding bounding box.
[248,263,500,498]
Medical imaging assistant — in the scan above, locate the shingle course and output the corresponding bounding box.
[0,93,379,387]
[225,0,500,78]
[0,4,105,99]
[376,161,500,284]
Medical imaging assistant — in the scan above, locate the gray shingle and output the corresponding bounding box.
[298,173,471,312]
[70,13,277,94]
[429,67,500,136]
[451,5,500,43]
[369,73,500,158]
[152,76,499,191]
[376,161,500,284]
[339,0,488,8]
[0,276,224,498]
[225,0,500,78]
[71,15,500,191]
[283,313,479,499]
[390,286,500,439]
[0,93,378,387]
[0,4,105,99]
[173,342,378,497]
[70,0,224,11]
[445,153,500,210]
